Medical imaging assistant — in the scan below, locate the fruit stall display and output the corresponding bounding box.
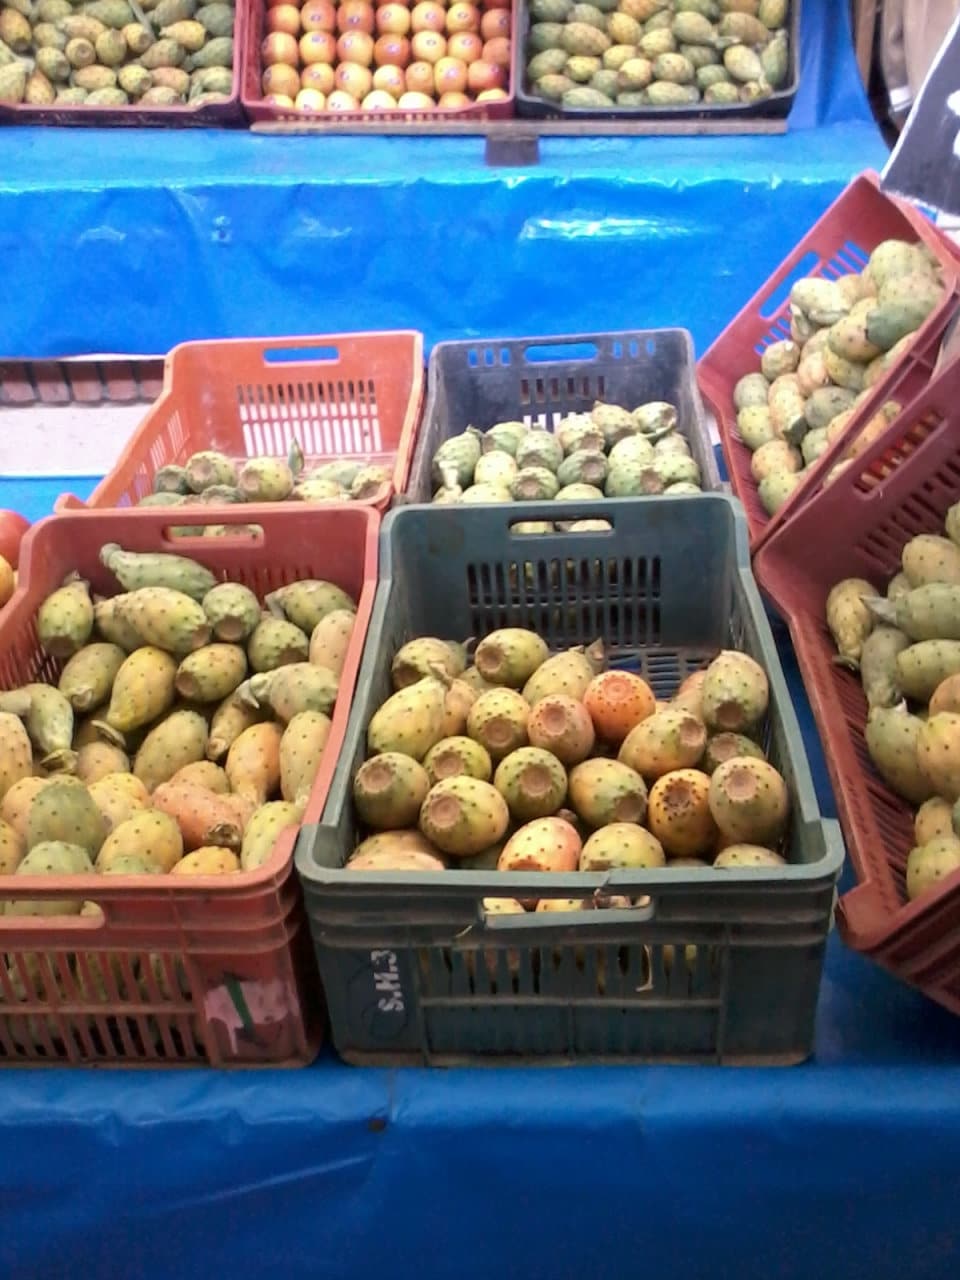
[406,329,719,504]
[0,502,378,1065]
[515,0,799,119]
[296,496,843,1066]
[0,0,244,124]
[697,171,960,552]
[243,0,515,121]
[753,357,960,1016]
[59,332,425,514]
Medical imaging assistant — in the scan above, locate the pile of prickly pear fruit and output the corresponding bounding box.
[733,238,945,516]
[0,541,359,907]
[524,0,791,113]
[430,398,703,509]
[824,501,960,905]
[347,626,792,915]
[138,444,392,519]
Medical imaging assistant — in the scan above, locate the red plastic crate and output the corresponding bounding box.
[242,0,515,125]
[753,358,960,1014]
[57,332,424,515]
[697,171,960,552]
[0,501,379,1066]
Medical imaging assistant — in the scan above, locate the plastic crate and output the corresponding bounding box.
[242,0,515,126]
[0,5,246,128]
[753,358,960,1015]
[514,0,800,121]
[295,496,843,1067]
[57,332,424,516]
[0,501,379,1067]
[405,330,720,503]
[697,171,960,552]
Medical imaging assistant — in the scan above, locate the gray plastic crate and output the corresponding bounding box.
[295,496,843,1067]
[404,331,720,504]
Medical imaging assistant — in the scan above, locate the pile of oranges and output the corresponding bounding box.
[260,0,512,113]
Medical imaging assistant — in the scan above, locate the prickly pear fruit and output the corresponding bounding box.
[1,776,49,839]
[647,768,717,857]
[97,810,184,874]
[175,643,247,701]
[522,646,602,705]
[391,637,467,689]
[99,853,160,876]
[265,579,355,634]
[169,761,229,794]
[482,420,528,456]
[714,845,786,869]
[207,691,265,761]
[133,709,208,793]
[185,450,237,492]
[897,640,960,702]
[238,801,301,871]
[708,758,789,845]
[201,582,261,643]
[466,687,530,761]
[526,694,596,765]
[117,587,211,655]
[671,669,707,718]
[419,777,509,857]
[75,741,129,786]
[58,642,126,713]
[87,773,149,834]
[493,747,567,822]
[236,456,294,502]
[516,428,563,472]
[915,796,955,846]
[608,433,655,468]
[368,676,447,760]
[556,449,608,488]
[20,684,77,772]
[5,842,93,918]
[473,451,519,488]
[474,629,549,688]
[618,707,707,779]
[858,625,910,710]
[172,847,241,876]
[308,610,355,677]
[247,617,309,673]
[153,463,190,494]
[279,710,331,808]
[916,713,960,801]
[26,781,106,856]
[930,673,960,716]
[906,836,960,901]
[0,818,24,875]
[583,670,656,743]
[222,721,281,804]
[568,758,647,827]
[702,733,765,774]
[423,735,493,785]
[37,577,94,658]
[245,663,339,723]
[511,466,560,501]
[876,583,960,642]
[93,594,143,651]
[579,823,665,871]
[348,828,440,867]
[865,706,935,805]
[96,646,178,741]
[99,543,216,601]
[353,752,431,829]
[432,429,482,488]
[700,650,769,733]
[902,535,960,588]
[151,781,253,852]
[497,816,581,873]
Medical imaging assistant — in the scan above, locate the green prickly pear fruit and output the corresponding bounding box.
[647,768,717,858]
[700,650,769,734]
[605,460,665,497]
[515,429,563,473]
[423,735,493,786]
[556,414,605,456]
[473,451,519,488]
[207,691,265,761]
[247,617,309,673]
[494,746,567,821]
[418,776,509,857]
[432,429,483,489]
[201,582,261,643]
[633,401,678,435]
[608,434,656,468]
[95,646,178,740]
[92,594,143,652]
[708,757,789,845]
[279,710,332,807]
[466,687,530,761]
[915,795,955,845]
[497,815,581,873]
[0,712,32,802]
[897,640,960,702]
[826,577,877,669]
[391,637,467,689]
[265,579,356,633]
[714,845,786,869]
[26,781,106,856]
[133,709,208,793]
[36,576,94,658]
[526,693,596,765]
[619,707,707,779]
[240,801,301,872]
[117,587,211,655]
[58,642,126,713]
[945,501,960,548]
[857,623,909,710]
[654,432,692,458]
[871,584,960,642]
[579,823,664,871]
[243,663,338,722]
[5,841,94,917]
[350,464,392,501]
[916,712,960,800]
[368,676,448,760]
[99,543,217,601]
[20,684,77,773]
[734,372,771,410]
[702,732,766,774]
[185,450,237,492]
[902,535,960,588]
[293,477,346,503]
[758,471,802,516]
[474,628,549,688]
[522,644,604,705]
[906,835,960,901]
[865,706,935,804]
[460,483,512,503]
[866,240,939,292]
[653,453,701,487]
[308,460,361,490]
[353,752,431,829]
[510,466,560,501]
[801,428,830,467]
[175,643,248,701]
[568,757,648,827]
[590,401,636,448]
[482,421,528,457]
[556,449,608,488]
[736,405,776,452]
[555,483,605,506]
[154,463,190,494]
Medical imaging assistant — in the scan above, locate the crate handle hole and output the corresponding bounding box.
[263,345,340,365]
[508,512,613,536]
[523,341,599,364]
[758,251,823,321]
[161,523,265,546]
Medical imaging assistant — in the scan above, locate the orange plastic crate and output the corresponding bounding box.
[697,171,960,552]
[0,502,379,1066]
[59,332,425,515]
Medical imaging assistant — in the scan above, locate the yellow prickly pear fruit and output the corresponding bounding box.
[171,846,241,875]
[353,753,431,829]
[75,741,130,786]
[169,760,230,794]
[225,721,283,804]
[96,646,178,741]
[96,809,184,873]
[279,711,332,808]
[239,801,302,871]
[308,609,356,677]
[1,776,50,839]
[368,676,448,761]
[391,636,467,689]
[0,817,25,875]
[116,587,211,655]
[0,713,34,804]
[87,773,149,834]
[175,643,248,702]
[58,642,126,713]
[133,709,209,793]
